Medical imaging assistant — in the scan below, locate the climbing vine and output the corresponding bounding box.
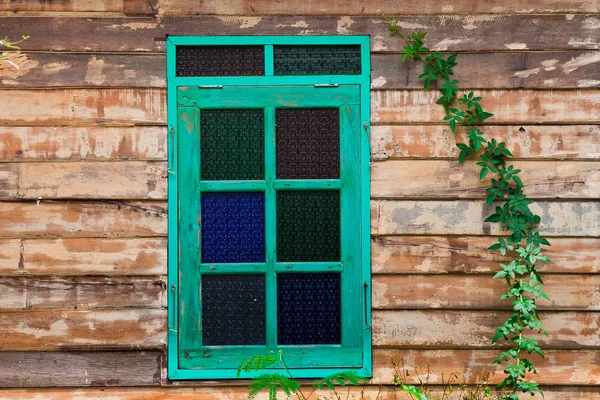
[0,36,29,69]
[386,17,551,400]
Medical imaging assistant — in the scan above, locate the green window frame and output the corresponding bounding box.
[166,36,371,380]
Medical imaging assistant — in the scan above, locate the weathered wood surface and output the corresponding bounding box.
[371,236,600,274]
[372,349,600,385]
[0,126,167,160]
[0,161,168,199]
[0,89,166,126]
[0,201,167,238]
[4,51,600,90]
[371,200,600,236]
[155,0,600,15]
[2,15,599,53]
[372,310,600,347]
[372,274,600,310]
[0,351,161,388]
[0,276,166,310]
[4,89,600,126]
[0,309,167,350]
[371,160,600,199]
[372,89,600,124]
[0,386,598,400]
[371,125,600,160]
[0,238,167,276]
[0,0,123,12]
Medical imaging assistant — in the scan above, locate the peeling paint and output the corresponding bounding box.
[336,16,354,34]
[562,52,600,74]
[578,79,600,88]
[371,76,387,88]
[504,42,528,50]
[84,57,107,85]
[433,38,465,51]
[0,52,39,80]
[239,17,262,29]
[541,59,559,71]
[582,17,600,30]
[514,68,540,78]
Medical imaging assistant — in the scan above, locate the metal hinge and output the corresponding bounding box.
[314,84,339,88]
[198,85,224,89]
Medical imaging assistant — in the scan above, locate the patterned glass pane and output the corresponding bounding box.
[202,274,266,345]
[277,273,341,345]
[201,109,264,180]
[276,108,340,179]
[176,46,264,77]
[276,191,340,262]
[274,45,361,75]
[201,193,265,263]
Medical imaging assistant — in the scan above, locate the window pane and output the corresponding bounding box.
[276,108,340,179]
[274,45,361,75]
[277,273,341,345]
[176,46,264,77]
[201,109,264,181]
[201,192,265,263]
[202,274,266,345]
[276,191,340,262]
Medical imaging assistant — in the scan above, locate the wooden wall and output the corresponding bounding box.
[0,1,599,399]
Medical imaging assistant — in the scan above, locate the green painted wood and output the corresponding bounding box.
[174,75,366,87]
[199,263,268,274]
[265,45,274,76]
[198,181,267,192]
[178,85,360,108]
[273,180,342,190]
[169,36,368,46]
[171,365,371,380]
[265,106,277,349]
[177,106,202,359]
[274,262,343,273]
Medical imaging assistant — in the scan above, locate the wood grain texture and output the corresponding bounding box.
[0,126,167,160]
[0,237,167,276]
[371,200,600,236]
[372,89,600,124]
[371,236,600,274]
[0,201,167,238]
[0,309,167,350]
[372,349,600,385]
[2,15,599,53]
[0,89,166,126]
[0,161,168,199]
[372,274,600,310]
[370,160,600,199]
[4,51,600,90]
[370,125,600,160]
[0,351,161,388]
[155,0,600,15]
[0,0,124,12]
[372,310,600,348]
[0,276,166,310]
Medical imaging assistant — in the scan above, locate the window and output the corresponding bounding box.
[167,36,371,380]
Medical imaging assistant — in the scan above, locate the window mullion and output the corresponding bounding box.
[265,106,277,349]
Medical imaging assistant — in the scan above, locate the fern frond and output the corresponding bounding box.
[248,373,300,399]
[312,371,370,390]
[237,353,279,377]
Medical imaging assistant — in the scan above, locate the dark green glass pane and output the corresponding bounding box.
[201,109,264,180]
[274,45,361,76]
[276,191,340,262]
[176,46,264,77]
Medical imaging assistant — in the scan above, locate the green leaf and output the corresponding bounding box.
[399,385,428,400]
[449,119,456,133]
[479,167,489,180]
[312,371,369,391]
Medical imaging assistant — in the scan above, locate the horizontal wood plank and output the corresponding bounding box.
[372,310,600,348]
[0,309,167,350]
[0,0,124,12]
[371,236,600,274]
[371,160,600,199]
[0,351,161,388]
[4,51,600,90]
[372,89,600,124]
[371,125,600,160]
[0,161,168,199]
[0,89,166,126]
[372,349,600,385]
[0,201,167,238]
[0,276,166,310]
[371,200,600,236]
[372,274,600,310]
[2,15,598,53]
[0,126,167,160]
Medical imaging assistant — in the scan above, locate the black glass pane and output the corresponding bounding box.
[201,192,265,263]
[202,274,266,345]
[277,273,341,345]
[276,108,340,179]
[176,46,264,77]
[276,191,340,262]
[201,109,264,180]
[274,45,361,75]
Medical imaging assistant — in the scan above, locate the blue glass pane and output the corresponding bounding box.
[277,273,341,345]
[201,192,265,263]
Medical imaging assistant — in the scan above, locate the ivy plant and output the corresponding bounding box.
[0,36,29,69]
[385,17,551,400]
[238,351,369,400]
